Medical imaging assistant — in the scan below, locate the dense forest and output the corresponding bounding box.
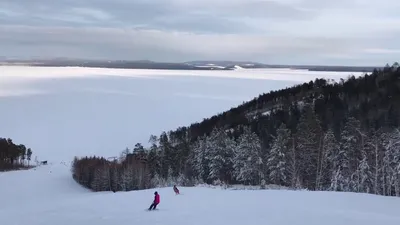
[0,137,33,171]
[72,63,400,197]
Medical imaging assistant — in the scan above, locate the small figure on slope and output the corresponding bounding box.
[148,191,160,210]
[173,185,180,195]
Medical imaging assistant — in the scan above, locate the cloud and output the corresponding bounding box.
[364,48,400,54]
[0,0,399,65]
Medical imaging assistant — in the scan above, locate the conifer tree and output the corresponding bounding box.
[340,117,363,184]
[352,149,373,193]
[26,148,32,166]
[207,128,235,184]
[92,164,110,191]
[318,128,339,190]
[266,123,291,186]
[192,135,209,182]
[234,126,263,185]
[147,143,161,178]
[364,128,383,195]
[295,104,322,190]
[159,132,173,179]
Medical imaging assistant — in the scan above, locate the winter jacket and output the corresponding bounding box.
[174,186,180,194]
[154,194,160,204]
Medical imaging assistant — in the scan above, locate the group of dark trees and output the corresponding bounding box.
[71,143,191,192]
[0,137,33,171]
[72,63,400,197]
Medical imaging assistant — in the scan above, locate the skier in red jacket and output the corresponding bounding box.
[149,191,160,210]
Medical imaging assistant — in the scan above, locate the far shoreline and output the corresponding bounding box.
[0,60,379,73]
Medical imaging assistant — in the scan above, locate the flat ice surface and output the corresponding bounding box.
[1,163,400,225]
[0,66,364,162]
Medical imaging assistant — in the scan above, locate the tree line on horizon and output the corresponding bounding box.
[0,137,33,171]
[71,62,400,197]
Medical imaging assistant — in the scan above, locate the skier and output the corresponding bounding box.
[173,185,180,195]
[148,191,160,210]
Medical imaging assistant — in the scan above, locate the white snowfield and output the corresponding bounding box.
[1,163,400,225]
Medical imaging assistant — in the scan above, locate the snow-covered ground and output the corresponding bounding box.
[0,66,364,163]
[1,66,399,225]
[1,163,400,225]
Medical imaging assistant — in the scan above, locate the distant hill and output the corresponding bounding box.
[185,60,381,72]
[184,60,267,69]
[0,58,381,72]
[1,59,230,71]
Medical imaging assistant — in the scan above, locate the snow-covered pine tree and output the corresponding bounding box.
[391,129,400,196]
[169,129,191,177]
[206,127,235,184]
[220,130,237,184]
[380,128,400,196]
[350,126,374,194]
[167,132,182,177]
[266,123,291,186]
[330,166,345,192]
[338,116,362,192]
[119,148,130,162]
[133,161,147,190]
[234,126,263,185]
[206,128,220,182]
[191,135,209,182]
[147,142,161,179]
[233,140,246,183]
[176,173,188,186]
[149,135,158,145]
[381,132,392,196]
[26,148,32,166]
[19,145,26,166]
[147,135,166,188]
[318,128,339,190]
[352,148,373,193]
[295,104,322,190]
[120,164,135,191]
[159,132,173,179]
[150,173,167,188]
[288,137,301,189]
[109,161,120,191]
[92,164,110,191]
[362,127,384,195]
[330,148,350,191]
[167,166,174,186]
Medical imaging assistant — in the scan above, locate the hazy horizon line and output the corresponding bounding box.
[0,57,388,68]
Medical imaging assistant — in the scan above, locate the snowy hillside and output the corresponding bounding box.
[1,163,400,225]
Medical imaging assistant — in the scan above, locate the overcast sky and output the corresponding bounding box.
[0,0,399,65]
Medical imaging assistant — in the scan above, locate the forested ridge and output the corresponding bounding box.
[72,63,400,197]
[0,137,33,171]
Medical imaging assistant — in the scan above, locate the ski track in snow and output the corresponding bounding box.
[2,66,398,225]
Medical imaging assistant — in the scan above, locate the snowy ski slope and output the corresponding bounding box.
[1,163,400,225]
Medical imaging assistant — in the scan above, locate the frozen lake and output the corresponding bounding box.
[0,66,363,162]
